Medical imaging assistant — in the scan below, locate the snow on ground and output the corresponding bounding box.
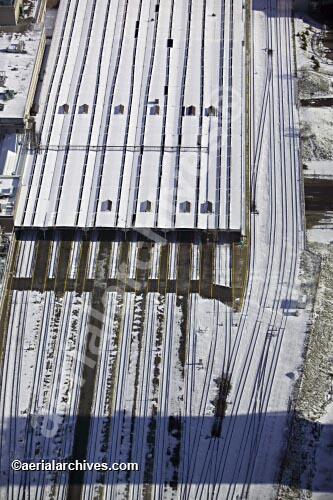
[304,160,333,177]
[168,242,178,280]
[191,243,200,280]
[86,238,99,279]
[300,243,333,422]
[277,241,333,498]
[48,235,60,278]
[294,16,333,78]
[245,2,311,499]
[149,242,161,279]
[214,244,231,287]
[109,240,120,279]
[68,235,81,279]
[128,242,138,280]
[274,13,333,500]
[295,16,333,162]
[307,218,333,244]
[0,291,90,499]
[300,106,333,161]
[312,402,333,500]
[15,239,37,277]
[0,1,320,499]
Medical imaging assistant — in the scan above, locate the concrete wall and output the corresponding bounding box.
[36,0,47,23]
[295,0,310,11]
[0,6,17,25]
[24,27,46,125]
[0,0,22,26]
[294,0,333,12]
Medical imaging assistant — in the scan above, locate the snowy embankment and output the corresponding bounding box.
[278,243,333,499]
[276,13,333,500]
[294,16,333,162]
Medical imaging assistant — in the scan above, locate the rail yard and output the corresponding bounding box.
[0,0,312,499]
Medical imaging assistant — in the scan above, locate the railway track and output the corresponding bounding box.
[211,2,301,498]
[0,2,305,499]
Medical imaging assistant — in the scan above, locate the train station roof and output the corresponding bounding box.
[15,0,245,233]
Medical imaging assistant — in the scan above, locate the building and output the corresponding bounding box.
[0,25,46,130]
[295,0,333,12]
[0,133,22,226]
[0,0,23,26]
[14,0,246,233]
[322,0,333,17]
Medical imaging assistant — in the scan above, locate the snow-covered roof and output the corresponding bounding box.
[15,0,246,231]
[0,25,44,124]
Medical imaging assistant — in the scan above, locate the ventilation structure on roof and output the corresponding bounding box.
[63,103,69,114]
[179,201,191,213]
[151,104,160,115]
[188,105,196,116]
[201,201,213,214]
[6,41,25,54]
[140,200,152,212]
[82,104,89,114]
[101,199,112,211]
[115,104,125,115]
[167,38,173,48]
[207,105,217,117]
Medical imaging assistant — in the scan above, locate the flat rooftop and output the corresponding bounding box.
[0,25,43,125]
[15,0,246,232]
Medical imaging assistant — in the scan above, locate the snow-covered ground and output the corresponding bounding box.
[307,214,333,244]
[312,402,333,500]
[275,11,333,499]
[300,106,333,161]
[295,15,333,162]
[303,243,333,491]
[278,240,333,499]
[304,160,333,178]
[0,1,313,499]
[0,291,90,499]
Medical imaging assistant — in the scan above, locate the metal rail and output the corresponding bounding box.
[33,144,209,153]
